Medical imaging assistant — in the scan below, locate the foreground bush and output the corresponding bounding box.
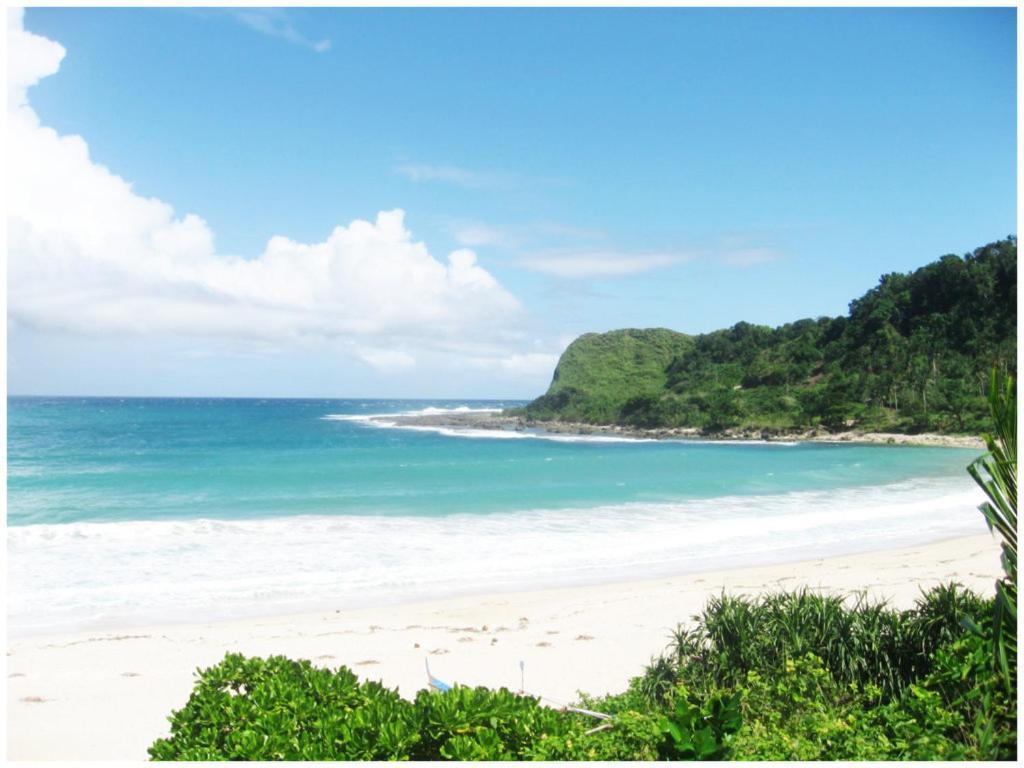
[147,654,742,761]
[147,654,582,760]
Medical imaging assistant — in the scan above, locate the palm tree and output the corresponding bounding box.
[967,369,1016,690]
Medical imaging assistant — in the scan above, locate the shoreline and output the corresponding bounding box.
[371,411,986,449]
[7,532,1002,761]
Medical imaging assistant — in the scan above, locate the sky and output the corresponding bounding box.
[6,6,1017,398]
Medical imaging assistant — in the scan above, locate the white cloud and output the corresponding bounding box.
[518,251,689,278]
[227,9,330,53]
[394,163,509,188]
[7,8,65,109]
[6,13,525,373]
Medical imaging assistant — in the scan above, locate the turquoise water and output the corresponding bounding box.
[7,397,990,635]
[8,397,982,525]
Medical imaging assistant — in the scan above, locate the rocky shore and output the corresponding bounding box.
[375,411,985,449]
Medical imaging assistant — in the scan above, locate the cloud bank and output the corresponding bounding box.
[7,10,535,374]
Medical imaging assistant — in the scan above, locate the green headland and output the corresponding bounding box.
[521,237,1016,436]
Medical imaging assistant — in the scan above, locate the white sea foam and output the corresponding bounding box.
[7,476,989,636]
[322,409,797,445]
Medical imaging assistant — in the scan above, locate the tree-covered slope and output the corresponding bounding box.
[523,237,1016,434]
[524,328,694,424]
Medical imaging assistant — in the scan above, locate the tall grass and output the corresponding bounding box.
[646,584,989,701]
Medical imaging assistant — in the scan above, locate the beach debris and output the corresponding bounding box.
[413,643,420,649]
[546,630,559,635]
[316,654,335,660]
[120,672,141,677]
[457,636,474,643]
[429,648,449,655]
[20,696,47,703]
[575,634,594,641]
[490,638,498,645]
[355,660,379,666]
[449,625,480,633]
[536,641,552,648]
[8,672,26,678]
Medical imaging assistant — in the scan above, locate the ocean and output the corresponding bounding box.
[7,396,990,636]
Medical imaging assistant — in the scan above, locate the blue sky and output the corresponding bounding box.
[8,7,1017,398]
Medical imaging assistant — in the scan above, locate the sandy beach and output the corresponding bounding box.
[6,532,1002,761]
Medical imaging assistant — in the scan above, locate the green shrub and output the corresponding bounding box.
[526,709,664,761]
[150,653,745,761]
[729,654,893,760]
[148,654,586,761]
[410,684,572,760]
[148,655,421,760]
[659,686,742,760]
[911,626,1017,760]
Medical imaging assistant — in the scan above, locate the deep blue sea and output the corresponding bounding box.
[7,397,990,635]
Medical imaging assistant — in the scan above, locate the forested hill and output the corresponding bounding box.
[523,237,1017,435]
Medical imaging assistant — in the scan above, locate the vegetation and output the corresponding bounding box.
[523,238,1016,435]
[149,585,1015,761]
[523,328,694,425]
[146,654,739,761]
[150,369,1016,761]
[967,371,1017,691]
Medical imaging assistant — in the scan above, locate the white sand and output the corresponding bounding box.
[6,533,1002,761]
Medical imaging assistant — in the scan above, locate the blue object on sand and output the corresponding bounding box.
[425,659,452,692]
